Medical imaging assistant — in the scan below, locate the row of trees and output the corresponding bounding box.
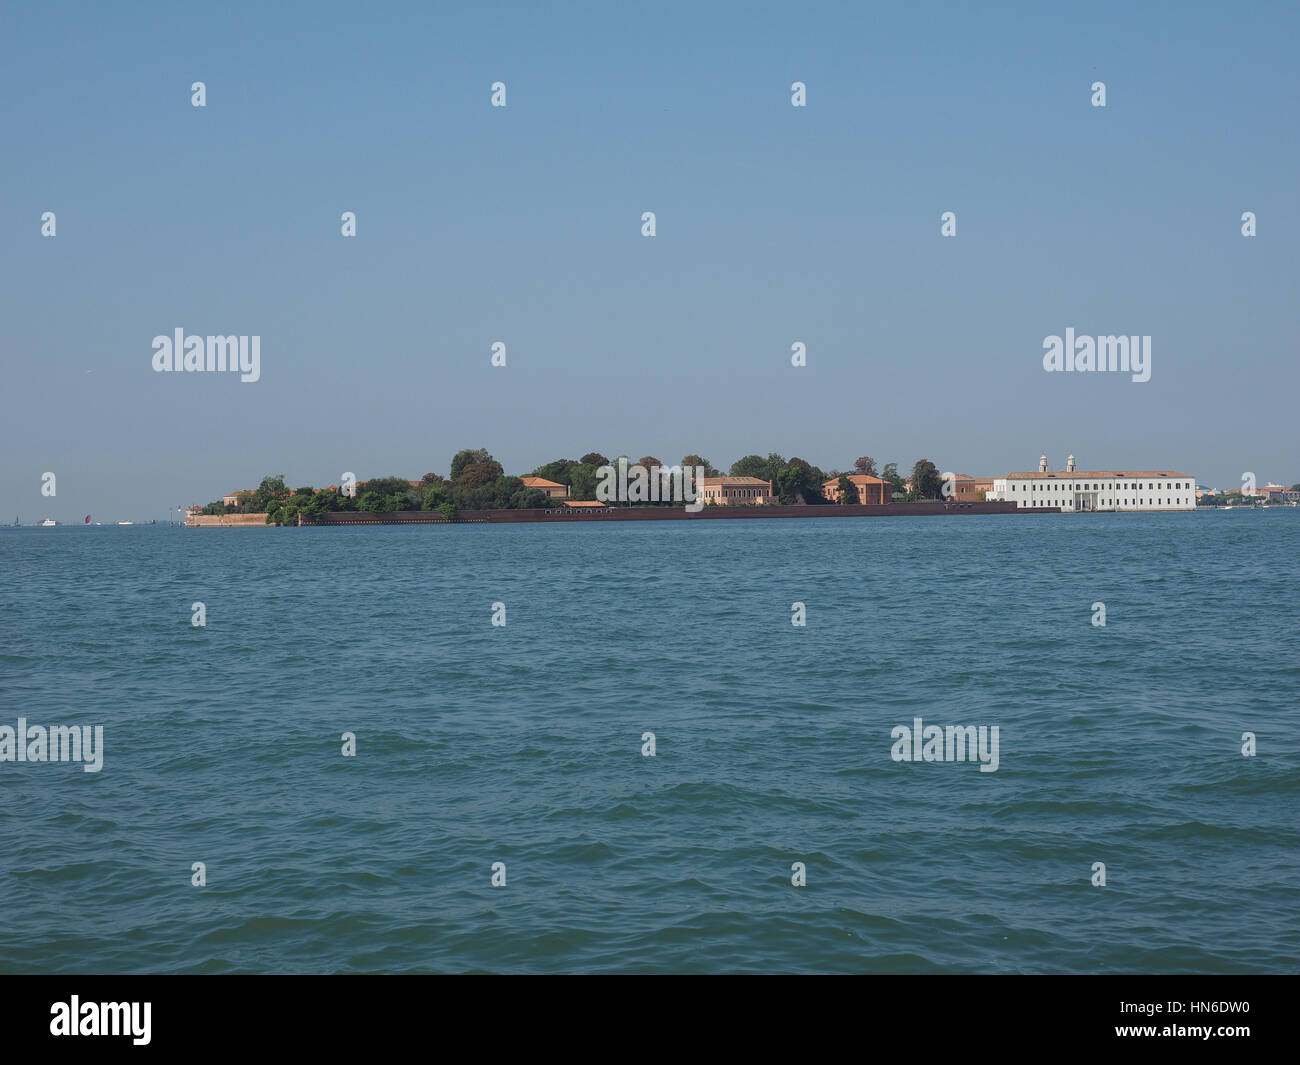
[200,452,956,523]
[1197,489,1299,507]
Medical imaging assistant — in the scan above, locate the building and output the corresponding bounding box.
[521,476,570,499]
[822,473,892,505]
[1260,484,1300,502]
[990,455,1196,511]
[950,475,995,502]
[222,492,244,507]
[563,499,605,509]
[697,476,775,505]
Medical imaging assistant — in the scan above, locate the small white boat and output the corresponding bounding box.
[117,521,134,525]
[40,518,57,526]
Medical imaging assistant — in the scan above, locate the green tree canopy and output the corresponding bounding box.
[457,460,505,491]
[910,459,942,500]
[569,465,599,500]
[775,457,822,504]
[854,456,877,475]
[730,454,770,479]
[450,448,493,482]
[533,459,579,483]
[681,454,720,476]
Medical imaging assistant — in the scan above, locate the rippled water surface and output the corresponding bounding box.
[1,511,1297,973]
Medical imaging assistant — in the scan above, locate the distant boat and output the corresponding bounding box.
[40,518,57,526]
[84,515,91,525]
[117,521,133,526]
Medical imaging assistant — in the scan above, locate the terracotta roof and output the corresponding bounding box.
[824,474,887,486]
[563,500,606,508]
[522,476,565,488]
[1004,471,1190,479]
[700,476,770,485]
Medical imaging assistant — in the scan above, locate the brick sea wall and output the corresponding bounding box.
[294,501,1053,525]
[186,513,270,526]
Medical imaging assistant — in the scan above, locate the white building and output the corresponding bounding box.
[990,455,1196,512]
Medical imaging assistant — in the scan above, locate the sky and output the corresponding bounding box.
[1,0,1296,521]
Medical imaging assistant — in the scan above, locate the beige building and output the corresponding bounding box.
[952,475,995,502]
[822,473,892,505]
[697,476,775,505]
[521,476,569,499]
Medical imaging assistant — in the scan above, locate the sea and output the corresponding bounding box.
[1,510,1297,973]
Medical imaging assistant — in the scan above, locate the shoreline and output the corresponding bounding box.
[186,501,1058,526]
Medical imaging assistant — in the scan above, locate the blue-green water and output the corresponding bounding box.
[1,512,1297,973]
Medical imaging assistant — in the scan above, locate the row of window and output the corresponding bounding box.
[1022,498,1189,507]
[1010,481,1189,491]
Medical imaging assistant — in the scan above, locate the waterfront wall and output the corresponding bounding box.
[187,501,1062,527]
[186,513,269,526]
[296,501,1049,525]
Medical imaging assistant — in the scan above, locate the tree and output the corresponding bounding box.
[910,459,942,500]
[730,454,769,479]
[854,456,877,476]
[252,474,289,511]
[450,448,493,482]
[457,460,504,491]
[880,463,906,498]
[580,452,610,468]
[302,489,339,520]
[569,464,598,500]
[775,458,821,504]
[682,454,719,476]
[638,456,663,472]
[533,459,578,484]
[422,483,451,510]
[437,502,457,522]
[420,472,446,487]
[510,487,552,509]
[836,474,857,504]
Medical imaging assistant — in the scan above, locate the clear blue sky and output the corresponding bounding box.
[2,1,1296,520]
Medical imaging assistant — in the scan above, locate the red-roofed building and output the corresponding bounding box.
[822,473,891,505]
[522,476,569,499]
